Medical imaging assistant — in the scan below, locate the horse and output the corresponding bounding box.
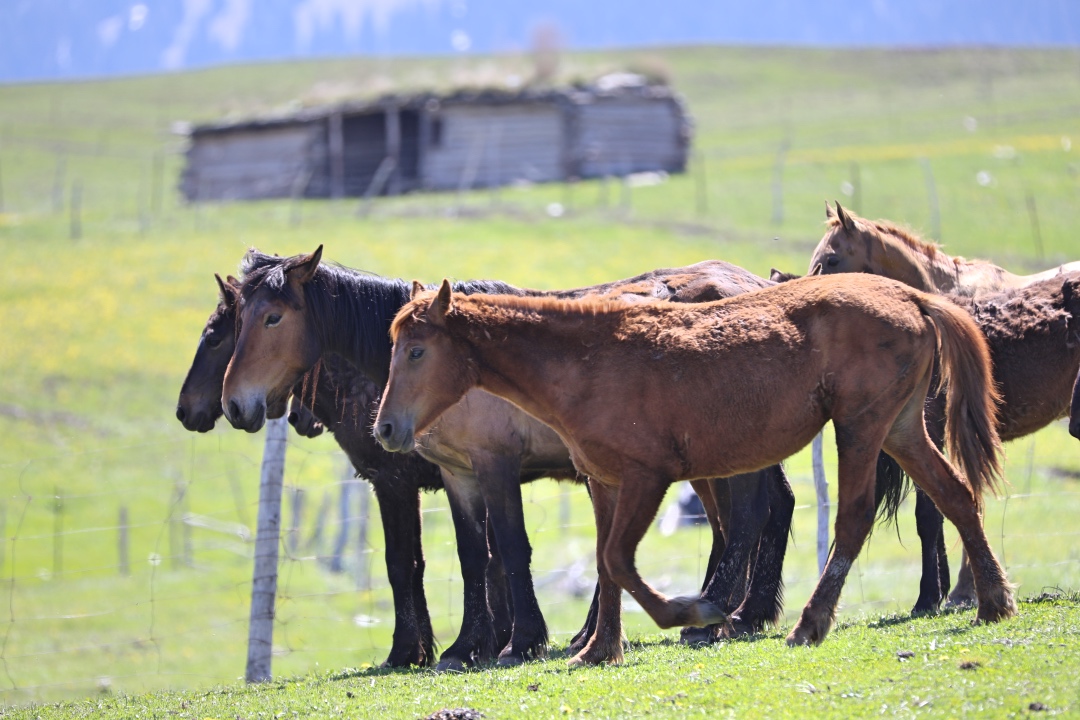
[775,268,1080,607]
[375,274,1016,665]
[808,203,1080,606]
[220,248,797,666]
[176,273,456,668]
[808,202,1080,297]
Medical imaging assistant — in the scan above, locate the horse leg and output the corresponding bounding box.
[567,581,600,656]
[787,427,881,646]
[370,477,431,667]
[729,464,794,635]
[568,480,600,656]
[470,452,548,666]
[569,478,625,666]
[695,473,769,640]
[437,470,498,671]
[911,487,947,613]
[913,392,951,613]
[485,513,514,650]
[601,474,727,632]
[680,478,729,645]
[947,551,977,607]
[883,406,1016,625]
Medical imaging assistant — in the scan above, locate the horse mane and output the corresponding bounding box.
[240,249,539,379]
[827,215,965,268]
[392,291,638,342]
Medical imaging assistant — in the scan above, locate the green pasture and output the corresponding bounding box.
[1,45,1079,710]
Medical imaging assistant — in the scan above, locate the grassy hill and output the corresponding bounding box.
[1,45,1079,708]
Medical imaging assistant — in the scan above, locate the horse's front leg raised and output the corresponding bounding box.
[787,431,880,646]
[603,474,728,633]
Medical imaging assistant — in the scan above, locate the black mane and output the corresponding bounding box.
[238,250,534,384]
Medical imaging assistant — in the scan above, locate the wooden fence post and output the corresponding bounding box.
[246,416,288,684]
[812,433,829,576]
[355,476,370,591]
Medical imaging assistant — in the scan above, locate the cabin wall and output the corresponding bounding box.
[421,104,566,190]
[180,124,321,202]
[571,97,687,178]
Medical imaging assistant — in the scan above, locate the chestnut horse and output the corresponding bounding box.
[808,202,1080,297]
[810,203,1080,607]
[221,249,796,666]
[375,274,1017,664]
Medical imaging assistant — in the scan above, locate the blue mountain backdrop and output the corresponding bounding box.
[4,0,1079,83]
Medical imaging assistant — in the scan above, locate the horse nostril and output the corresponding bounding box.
[176,406,186,423]
[228,400,242,422]
[378,422,394,441]
[288,411,299,425]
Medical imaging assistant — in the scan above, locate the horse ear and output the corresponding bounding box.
[410,280,425,300]
[835,202,855,232]
[288,245,323,285]
[809,263,823,276]
[215,273,238,307]
[428,278,454,325]
[825,201,837,220]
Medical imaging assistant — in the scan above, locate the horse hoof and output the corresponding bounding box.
[679,625,716,646]
[944,594,977,609]
[720,618,758,639]
[785,620,827,647]
[496,653,525,668]
[435,658,468,673]
[697,601,729,627]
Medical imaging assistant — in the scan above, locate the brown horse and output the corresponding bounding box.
[176,273,454,668]
[808,202,1080,297]
[221,249,796,666]
[375,274,1016,664]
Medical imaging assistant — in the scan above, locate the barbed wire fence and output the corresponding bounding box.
[1,411,1078,705]
[2,116,1080,705]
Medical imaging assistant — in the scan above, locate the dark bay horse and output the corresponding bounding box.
[220,248,796,666]
[375,275,1017,664]
[176,274,454,668]
[808,202,1080,297]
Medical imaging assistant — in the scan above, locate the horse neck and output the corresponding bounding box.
[876,233,956,293]
[446,301,597,432]
[308,271,411,386]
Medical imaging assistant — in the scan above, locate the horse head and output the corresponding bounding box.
[375,280,478,453]
[222,246,324,433]
[176,274,242,432]
[807,201,871,276]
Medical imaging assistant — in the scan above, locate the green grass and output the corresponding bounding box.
[8,595,1080,719]
[1,45,1080,709]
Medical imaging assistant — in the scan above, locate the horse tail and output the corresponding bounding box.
[916,293,1003,506]
[873,451,910,527]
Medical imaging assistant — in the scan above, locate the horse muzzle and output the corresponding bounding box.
[374,419,415,453]
[223,396,267,433]
[176,402,218,433]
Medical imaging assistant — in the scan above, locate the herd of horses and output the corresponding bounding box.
[176,202,1080,669]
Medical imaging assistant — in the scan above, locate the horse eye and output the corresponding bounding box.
[265,314,282,328]
[206,334,222,349]
[826,255,840,268]
[409,347,424,360]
